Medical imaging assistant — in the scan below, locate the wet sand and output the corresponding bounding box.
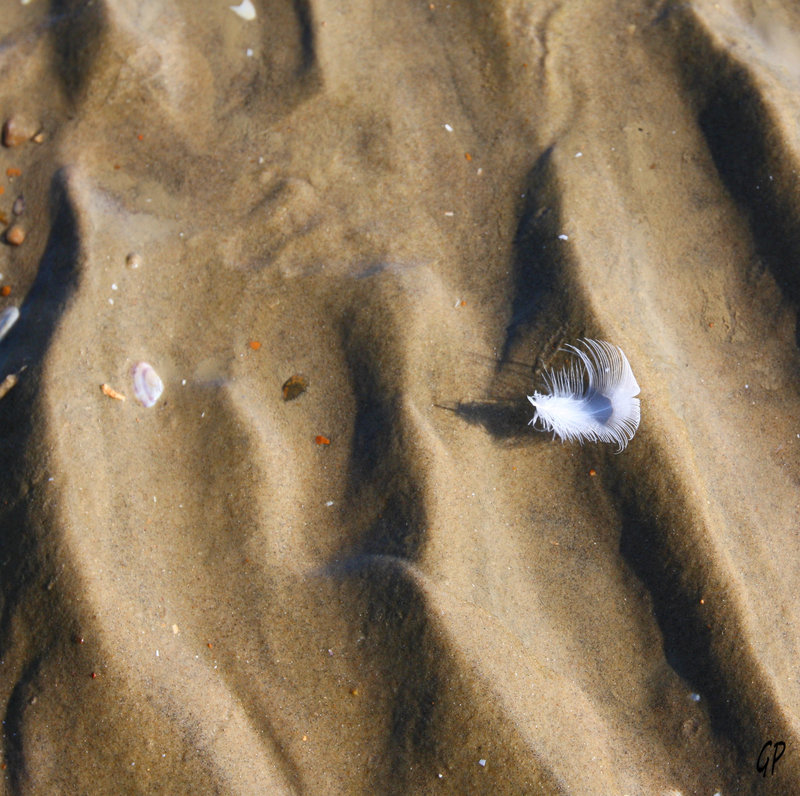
[1,1,800,793]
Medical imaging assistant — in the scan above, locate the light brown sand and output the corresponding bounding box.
[1,0,800,793]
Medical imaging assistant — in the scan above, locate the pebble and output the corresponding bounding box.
[2,116,38,148]
[6,226,25,246]
[126,252,142,269]
[12,195,24,216]
[282,374,308,401]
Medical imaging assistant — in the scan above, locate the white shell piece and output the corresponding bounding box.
[132,361,163,407]
[230,0,256,20]
[0,306,20,342]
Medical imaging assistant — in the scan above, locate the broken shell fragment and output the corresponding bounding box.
[0,306,19,342]
[132,361,163,407]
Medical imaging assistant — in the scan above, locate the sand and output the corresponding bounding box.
[1,0,799,793]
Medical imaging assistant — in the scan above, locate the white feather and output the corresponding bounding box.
[527,339,640,452]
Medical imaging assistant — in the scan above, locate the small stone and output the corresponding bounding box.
[31,131,45,144]
[282,374,308,401]
[126,252,142,269]
[6,226,25,246]
[12,195,24,216]
[2,116,38,148]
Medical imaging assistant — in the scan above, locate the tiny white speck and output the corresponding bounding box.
[689,692,701,702]
[153,496,157,503]
[476,167,483,175]
[444,123,453,132]
[111,283,118,290]
[246,48,254,57]
[108,298,114,305]
[48,477,54,482]
[575,152,583,157]
[201,411,205,418]
[444,211,454,217]
[478,759,486,767]
[744,384,749,389]
[558,234,569,241]
[155,649,159,657]
[258,156,264,164]
[325,500,334,507]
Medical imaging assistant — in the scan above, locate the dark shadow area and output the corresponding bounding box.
[0,170,82,790]
[48,0,107,103]
[672,7,800,348]
[355,558,442,791]
[292,0,316,76]
[500,145,570,365]
[612,470,750,776]
[337,308,427,564]
[2,656,43,794]
[442,398,535,442]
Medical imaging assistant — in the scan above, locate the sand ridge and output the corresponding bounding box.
[1,0,799,793]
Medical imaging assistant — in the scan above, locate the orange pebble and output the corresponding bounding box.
[589,468,597,477]
[465,153,472,161]
[0,286,10,297]
[315,435,331,445]
[5,225,24,246]
[0,186,4,195]
[6,167,21,178]
[248,340,261,350]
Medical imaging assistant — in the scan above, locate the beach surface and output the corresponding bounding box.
[1,1,800,792]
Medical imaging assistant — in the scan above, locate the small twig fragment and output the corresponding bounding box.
[101,383,126,401]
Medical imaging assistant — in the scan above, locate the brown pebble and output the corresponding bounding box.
[282,374,308,401]
[31,131,45,144]
[6,226,25,246]
[2,116,38,148]
[125,252,142,269]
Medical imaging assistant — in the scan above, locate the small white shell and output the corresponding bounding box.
[0,306,20,342]
[132,361,163,407]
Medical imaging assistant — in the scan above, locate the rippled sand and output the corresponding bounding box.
[1,1,799,792]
